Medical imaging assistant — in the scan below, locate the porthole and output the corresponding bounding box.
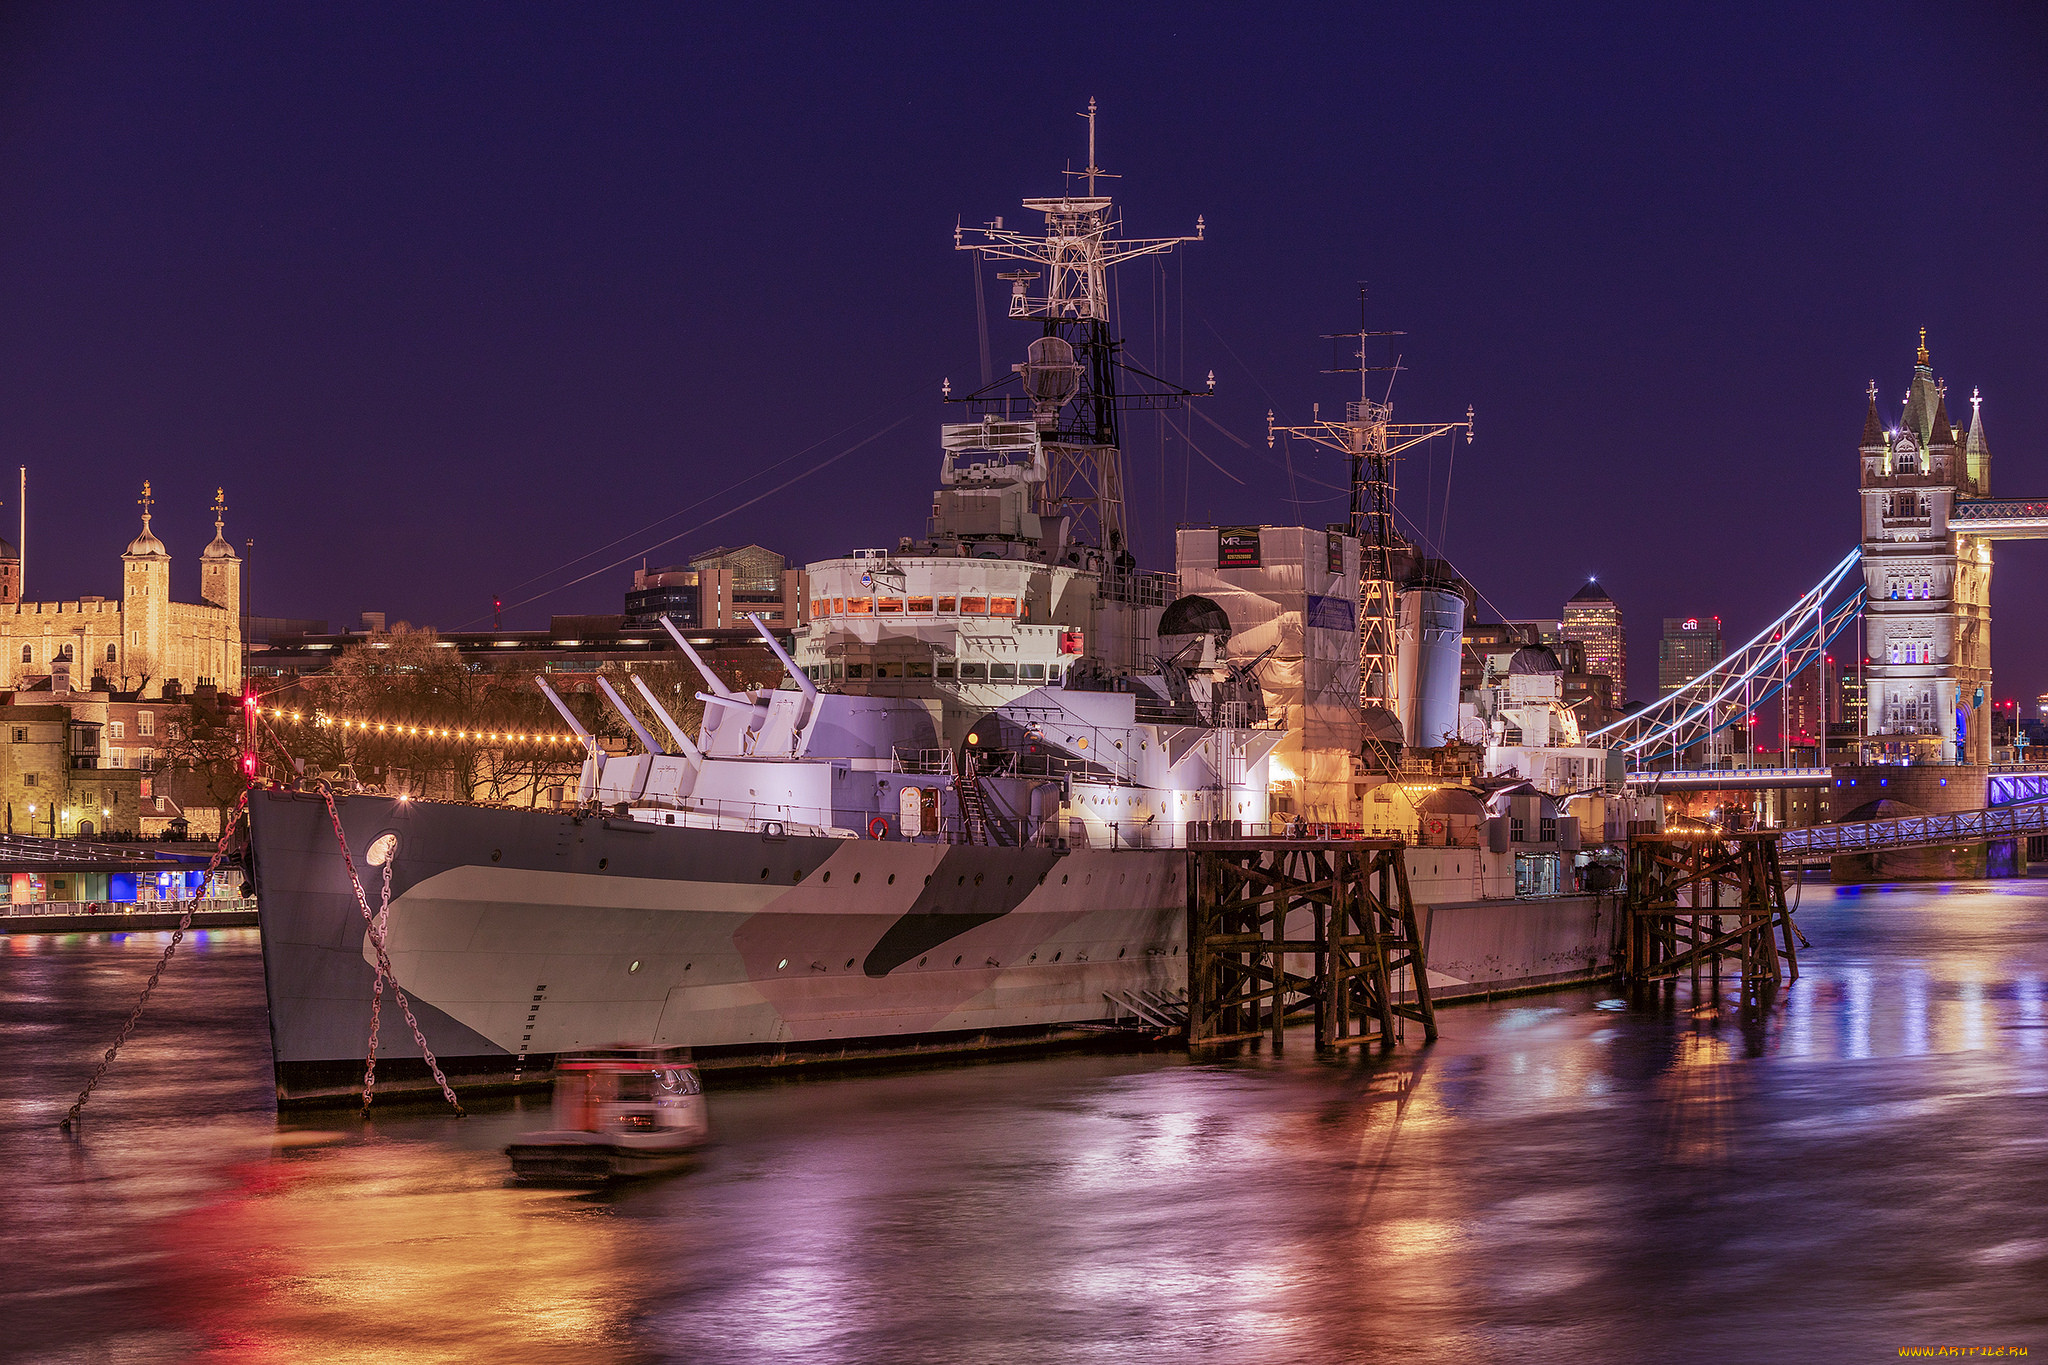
[1062,874,1069,885]
[953,955,962,966]
[760,868,770,879]
[975,873,984,886]
[778,959,789,970]
[1118,947,1126,958]
[845,957,855,969]
[792,868,802,881]
[958,875,966,886]
[599,858,609,870]
[1028,952,1037,962]
[685,963,693,971]
[919,956,928,968]
[1005,875,1013,885]
[887,873,895,885]
[490,849,502,863]
[924,874,932,885]
[629,961,641,973]
[822,871,831,884]
[853,872,862,884]
[1052,951,1061,962]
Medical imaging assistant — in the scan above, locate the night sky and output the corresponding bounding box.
[3,4,2045,706]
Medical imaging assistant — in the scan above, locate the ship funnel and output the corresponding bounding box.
[1017,335,1082,414]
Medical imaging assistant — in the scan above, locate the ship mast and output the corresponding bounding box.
[1268,292,1473,765]
[955,99,1206,569]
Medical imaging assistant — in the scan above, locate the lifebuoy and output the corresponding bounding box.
[1427,818,1445,836]
[869,816,890,840]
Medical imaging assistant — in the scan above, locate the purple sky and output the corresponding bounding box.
[2,3,2045,705]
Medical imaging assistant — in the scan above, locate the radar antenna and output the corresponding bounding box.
[1267,286,1473,763]
[954,100,1206,564]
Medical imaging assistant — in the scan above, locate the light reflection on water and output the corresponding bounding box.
[4,881,2048,1363]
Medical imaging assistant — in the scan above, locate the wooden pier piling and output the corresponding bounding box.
[1186,837,1436,1051]
[1623,832,1798,1002]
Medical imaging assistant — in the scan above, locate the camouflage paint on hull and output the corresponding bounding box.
[249,791,1186,1105]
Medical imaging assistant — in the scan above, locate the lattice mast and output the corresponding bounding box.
[1267,301,1473,726]
[954,99,1205,567]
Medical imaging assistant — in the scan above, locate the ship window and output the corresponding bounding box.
[1048,665,1062,682]
[989,597,1018,616]
[846,664,868,679]
[812,599,826,616]
[874,665,892,678]
[845,598,871,615]
[937,596,956,612]
[908,597,933,613]
[1021,664,1045,680]
[959,663,988,682]
[908,661,932,678]
[961,596,988,614]
[991,663,1017,681]
[877,598,904,614]
[830,597,844,614]
[936,662,955,678]
[829,662,844,679]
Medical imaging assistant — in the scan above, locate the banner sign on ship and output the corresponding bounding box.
[1218,527,1262,568]
[1306,594,1355,632]
[1327,530,1346,575]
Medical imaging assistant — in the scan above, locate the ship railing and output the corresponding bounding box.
[1097,570,1180,608]
[891,747,958,776]
[0,896,258,918]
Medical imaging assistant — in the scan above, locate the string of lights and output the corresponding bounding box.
[253,705,582,747]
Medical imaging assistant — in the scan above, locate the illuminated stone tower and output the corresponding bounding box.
[199,487,240,618]
[1858,332,1993,765]
[121,480,172,698]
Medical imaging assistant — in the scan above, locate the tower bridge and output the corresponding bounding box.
[1589,334,2044,858]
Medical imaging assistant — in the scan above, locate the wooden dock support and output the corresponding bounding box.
[1623,832,1798,1003]
[1186,838,1437,1051]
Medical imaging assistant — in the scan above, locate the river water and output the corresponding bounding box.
[4,881,2046,1364]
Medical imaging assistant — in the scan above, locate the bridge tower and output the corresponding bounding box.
[1858,332,1994,765]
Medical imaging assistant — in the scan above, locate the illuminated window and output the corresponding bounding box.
[937,596,957,612]
[18,646,28,664]
[907,597,933,613]
[989,597,1018,617]
[877,598,904,614]
[109,721,125,740]
[845,598,871,615]
[105,643,117,662]
[138,712,155,737]
[936,662,955,679]
[961,596,988,614]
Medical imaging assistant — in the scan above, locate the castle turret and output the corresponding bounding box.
[200,487,241,617]
[121,481,171,698]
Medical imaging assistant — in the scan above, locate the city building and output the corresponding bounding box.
[625,545,807,631]
[1562,580,1627,705]
[1,696,160,836]
[0,484,241,700]
[1658,616,1724,694]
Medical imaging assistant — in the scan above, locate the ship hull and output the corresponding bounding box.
[249,791,1187,1106]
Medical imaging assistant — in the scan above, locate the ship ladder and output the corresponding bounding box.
[955,770,994,846]
[1104,988,1189,1032]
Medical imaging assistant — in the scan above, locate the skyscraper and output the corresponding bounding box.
[1659,616,1724,695]
[1562,580,1626,705]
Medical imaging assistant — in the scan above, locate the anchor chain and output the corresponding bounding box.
[320,787,464,1117]
[361,861,391,1108]
[60,786,253,1131]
